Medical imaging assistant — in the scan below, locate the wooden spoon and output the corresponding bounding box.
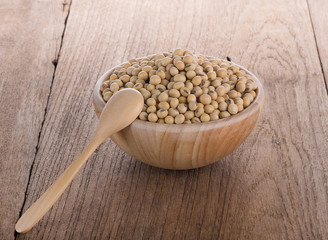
[15,88,144,233]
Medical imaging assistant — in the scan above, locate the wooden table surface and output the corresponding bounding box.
[1,0,328,239]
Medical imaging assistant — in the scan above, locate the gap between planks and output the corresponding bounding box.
[306,0,328,95]
[14,1,73,238]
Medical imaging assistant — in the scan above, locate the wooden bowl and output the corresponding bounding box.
[93,62,264,170]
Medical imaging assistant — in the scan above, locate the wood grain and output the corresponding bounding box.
[307,0,328,88]
[0,0,71,239]
[9,0,328,239]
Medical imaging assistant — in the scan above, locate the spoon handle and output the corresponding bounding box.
[15,137,103,233]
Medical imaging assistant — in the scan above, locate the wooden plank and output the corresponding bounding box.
[307,0,328,88]
[0,0,71,239]
[17,0,328,239]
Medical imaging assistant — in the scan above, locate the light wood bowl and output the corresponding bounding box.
[93,62,264,170]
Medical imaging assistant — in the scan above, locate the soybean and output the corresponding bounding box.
[100,49,258,123]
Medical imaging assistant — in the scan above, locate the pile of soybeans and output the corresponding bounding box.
[100,49,258,124]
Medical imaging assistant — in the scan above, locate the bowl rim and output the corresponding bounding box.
[93,58,264,131]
